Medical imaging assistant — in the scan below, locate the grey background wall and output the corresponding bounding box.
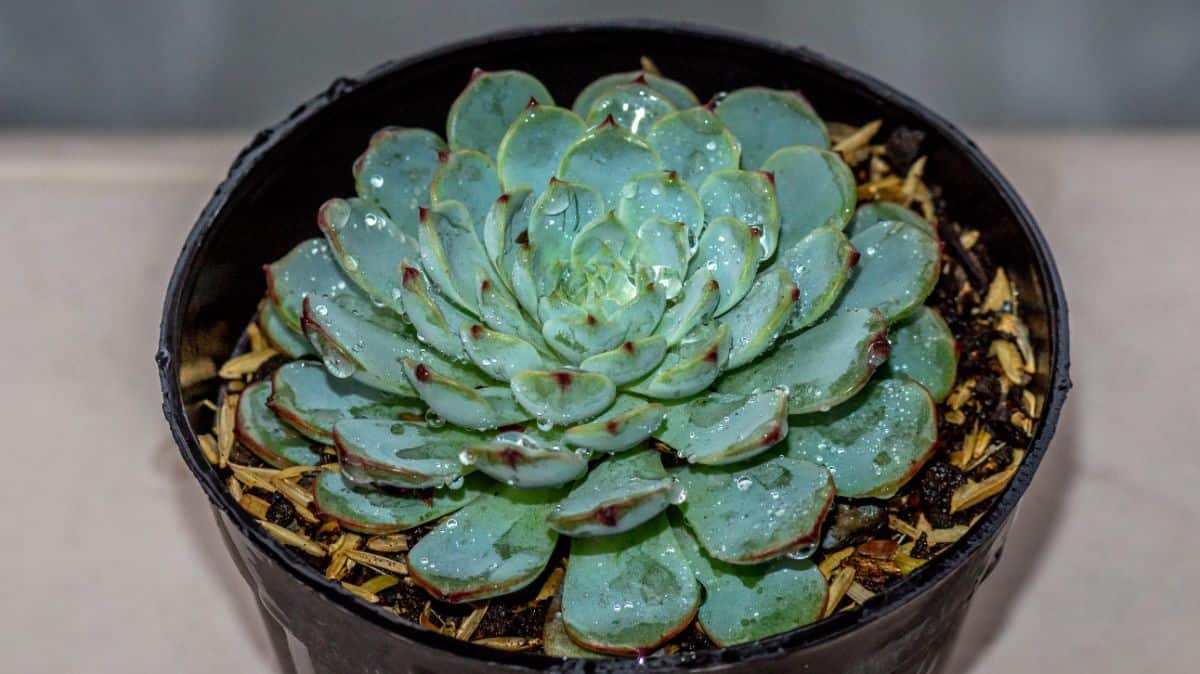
[3,0,1199,130]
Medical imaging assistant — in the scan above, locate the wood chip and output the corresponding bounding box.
[959,229,980,249]
[824,567,855,617]
[259,520,326,557]
[833,119,882,154]
[1011,410,1035,436]
[247,321,268,353]
[340,581,379,603]
[455,603,490,641]
[471,636,541,652]
[951,450,1025,513]
[366,533,410,553]
[944,409,966,425]
[887,515,922,539]
[420,601,455,636]
[219,348,279,380]
[180,358,217,387]
[856,176,902,201]
[857,539,899,559]
[239,493,271,520]
[534,565,564,602]
[325,533,363,580]
[818,546,856,578]
[899,156,927,205]
[272,476,314,507]
[199,399,219,412]
[997,313,1037,373]
[217,393,239,469]
[990,340,1032,386]
[894,553,927,575]
[198,433,219,465]
[927,525,970,545]
[868,154,891,181]
[227,380,245,392]
[1023,390,1043,419]
[344,549,409,576]
[947,379,975,410]
[846,581,876,605]
[226,474,244,502]
[359,574,400,595]
[276,464,322,481]
[981,268,1013,313]
[228,463,277,493]
[639,56,661,76]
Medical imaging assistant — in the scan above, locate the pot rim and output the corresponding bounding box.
[157,20,1071,671]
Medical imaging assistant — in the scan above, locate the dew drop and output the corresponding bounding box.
[343,255,359,272]
[368,174,384,188]
[734,476,753,491]
[425,409,446,428]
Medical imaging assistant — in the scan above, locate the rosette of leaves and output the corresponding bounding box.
[242,67,957,656]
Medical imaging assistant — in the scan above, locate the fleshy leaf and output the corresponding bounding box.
[459,323,549,381]
[475,273,546,350]
[655,387,789,465]
[541,312,627,363]
[258,300,313,358]
[407,485,562,602]
[301,293,487,396]
[671,517,827,646]
[333,419,481,489]
[557,120,662,208]
[884,306,958,401]
[586,83,676,136]
[698,169,780,261]
[717,308,889,414]
[776,226,857,335]
[569,211,634,270]
[318,197,419,315]
[645,107,740,189]
[548,450,674,537]
[462,429,589,487]
[417,200,494,314]
[235,380,320,468]
[628,321,731,399]
[314,470,482,535]
[447,69,553,159]
[528,179,605,294]
[564,395,667,453]
[656,269,720,346]
[510,369,616,426]
[633,217,689,299]
[482,188,533,276]
[834,221,942,322]
[676,453,834,563]
[497,104,586,192]
[354,127,445,232]
[847,200,936,239]
[579,335,668,386]
[430,150,502,237]
[688,217,757,316]
[615,171,704,253]
[787,376,939,498]
[400,359,529,430]
[607,281,667,341]
[544,590,603,658]
[762,145,856,252]
[268,361,420,443]
[562,515,699,655]
[571,71,699,117]
[394,262,471,360]
[265,238,352,331]
[714,87,829,168]
[720,269,798,369]
[509,244,540,317]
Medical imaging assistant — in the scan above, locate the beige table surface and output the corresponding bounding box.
[1,132,1196,673]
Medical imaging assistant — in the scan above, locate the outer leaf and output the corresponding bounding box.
[628,321,731,399]
[543,591,603,658]
[776,227,857,335]
[645,107,740,189]
[655,387,789,465]
[430,150,503,237]
[762,145,856,252]
[657,269,720,345]
[689,217,758,316]
[528,179,605,294]
[676,453,835,563]
[549,450,674,537]
[407,486,562,602]
[510,369,616,426]
[714,87,829,168]
[401,359,528,430]
[268,361,420,443]
[497,104,586,192]
[717,308,890,414]
[235,380,320,468]
[354,127,445,232]
[787,376,939,498]
[671,517,827,647]
[265,238,352,331]
[557,119,662,208]
[463,429,589,488]
[585,83,676,136]
[698,169,781,260]
[720,269,798,369]
[459,323,549,381]
[313,470,482,534]
[571,71,699,116]
[447,69,553,159]
[884,306,958,402]
[834,221,942,322]
[847,200,936,239]
[333,419,481,489]
[615,171,704,253]
[564,395,667,453]
[579,335,668,386]
[562,515,700,655]
[541,312,627,363]
[258,300,313,358]
[318,197,419,315]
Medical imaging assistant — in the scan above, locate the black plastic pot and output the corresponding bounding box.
[158,22,1070,674]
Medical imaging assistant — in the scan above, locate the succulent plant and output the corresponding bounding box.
[242,66,957,656]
